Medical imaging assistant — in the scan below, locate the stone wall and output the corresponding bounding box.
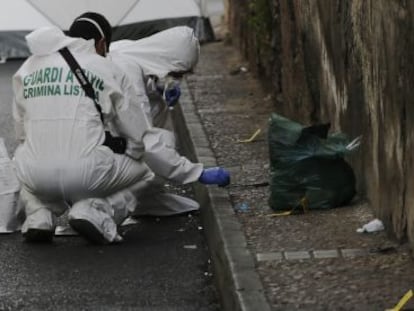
[227,0,414,243]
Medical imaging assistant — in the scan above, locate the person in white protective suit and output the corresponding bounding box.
[13,12,230,244]
[12,16,156,243]
[107,26,204,216]
[109,26,199,130]
[69,13,229,217]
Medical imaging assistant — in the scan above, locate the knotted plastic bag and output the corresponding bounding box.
[268,113,359,211]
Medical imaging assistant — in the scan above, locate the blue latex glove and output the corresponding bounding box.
[199,167,230,187]
[163,85,181,107]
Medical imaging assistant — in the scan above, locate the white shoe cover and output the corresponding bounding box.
[68,199,122,244]
[21,208,55,234]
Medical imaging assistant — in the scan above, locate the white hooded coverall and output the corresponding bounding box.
[13,27,155,241]
[108,27,204,215]
[110,26,199,125]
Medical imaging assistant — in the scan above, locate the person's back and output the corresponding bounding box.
[110,26,199,79]
[14,27,119,159]
[13,27,133,200]
[109,26,200,129]
[13,22,154,244]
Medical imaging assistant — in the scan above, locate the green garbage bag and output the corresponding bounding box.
[268,113,358,211]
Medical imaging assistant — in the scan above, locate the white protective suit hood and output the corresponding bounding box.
[110,26,200,78]
[26,26,96,56]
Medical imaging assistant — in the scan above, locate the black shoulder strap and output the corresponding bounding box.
[58,47,104,123]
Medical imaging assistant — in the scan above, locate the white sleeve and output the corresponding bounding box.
[143,128,203,184]
[111,61,203,184]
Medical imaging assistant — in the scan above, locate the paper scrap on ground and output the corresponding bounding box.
[234,202,249,212]
[356,218,384,233]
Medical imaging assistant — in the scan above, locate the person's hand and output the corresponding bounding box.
[164,85,181,107]
[199,167,230,187]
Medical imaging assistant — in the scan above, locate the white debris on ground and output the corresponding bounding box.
[356,218,384,233]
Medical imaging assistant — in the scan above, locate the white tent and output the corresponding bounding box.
[0,0,217,60]
[0,0,52,59]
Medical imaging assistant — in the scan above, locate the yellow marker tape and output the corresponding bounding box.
[268,197,309,217]
[386,289,413,311]
[237,128,261,143]
[268,211,292,217]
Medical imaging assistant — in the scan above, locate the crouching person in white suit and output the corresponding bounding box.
[108,25,218,216]
[69,13,230,217]
[108,27,201,216]
[12,18,155,244]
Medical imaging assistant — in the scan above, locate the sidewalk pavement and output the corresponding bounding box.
[174,41,414,311]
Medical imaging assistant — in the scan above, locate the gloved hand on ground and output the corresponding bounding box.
[163,85,181,107]
[198,167,230,187]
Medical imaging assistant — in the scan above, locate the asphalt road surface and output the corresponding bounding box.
[0,60,220,311]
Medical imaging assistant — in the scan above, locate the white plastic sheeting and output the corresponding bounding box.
[0,0,219,60]
[27,0,138,29]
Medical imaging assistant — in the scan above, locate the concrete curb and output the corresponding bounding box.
[172,80,272,311]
